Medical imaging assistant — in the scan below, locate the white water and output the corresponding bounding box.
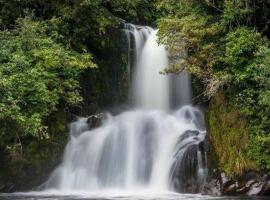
[43,24,206,194]
[130,27,170,110]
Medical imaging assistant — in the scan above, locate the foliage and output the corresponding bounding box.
[157,7,227,97]
[0,0,160,157]
[219,27,270,171]
[0,0,269,178]
[221,0,254,27]
[0,17,95,148]
[157,0,270,173]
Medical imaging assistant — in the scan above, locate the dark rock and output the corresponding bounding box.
[248,182,263,196]
[0,184,4,191]
[87,113,104,128]
[182,178,201,193]
[0,182,15,193]
[223,182,238,195]
[220,173,234,188]
[259,180,270,196]
[236,184,250,194]
[6,183,15,192]
[171,144,202,193]
[262,174,270,181]
[180,130,200,141]
[202,170,270,196]
[242,171,259,182]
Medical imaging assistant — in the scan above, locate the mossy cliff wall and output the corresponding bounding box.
[205,93,256,177]
[204,93,270,195]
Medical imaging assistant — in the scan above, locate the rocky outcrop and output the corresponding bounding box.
[87,113,104,128]
[202,171,270,196]
[172,129,210,194]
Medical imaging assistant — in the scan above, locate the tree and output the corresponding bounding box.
[0,17,96,149]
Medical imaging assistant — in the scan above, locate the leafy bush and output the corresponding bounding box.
[0,17,95,147]
[224,28,270,171]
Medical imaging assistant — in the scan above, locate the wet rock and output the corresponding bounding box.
[184,179,201,193]
[87,113,104,128]
[180,130,200,140]
[220,172,233,187]
[0,184,4,191]
[247,182,263,196]
[219,173,237,195]
[235,183,250,194]
[222,182,238,195]
[246,179,257,188]
[262,174,270,181]
[234,179,258,194]
[0,182,15,193]
[260,180,270,195]
[202,171,270,196]
[202,179,221,196]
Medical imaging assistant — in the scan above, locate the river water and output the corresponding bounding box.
[0,192,268,200]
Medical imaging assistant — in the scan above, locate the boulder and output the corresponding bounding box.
[248,182,264,196]
[87,113,104,128]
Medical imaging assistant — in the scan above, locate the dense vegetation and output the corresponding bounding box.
[0,0,270,185]
[157,0,270,175]
[0,0,158,158]
[0,0,159,190]
[0,17,95,147]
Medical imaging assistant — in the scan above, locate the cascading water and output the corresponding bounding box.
[125,24,170,110]
[43,24,207,194]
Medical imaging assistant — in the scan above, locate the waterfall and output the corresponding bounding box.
[44,24,207,193]
[125,24,170,110]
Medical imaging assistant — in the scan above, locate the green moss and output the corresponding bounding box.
[206,92,257,177]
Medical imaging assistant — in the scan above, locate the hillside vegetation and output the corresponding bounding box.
[0,0,270,182]
[157,0,270,175]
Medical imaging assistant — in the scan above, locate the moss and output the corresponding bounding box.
[206,92,257,177]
